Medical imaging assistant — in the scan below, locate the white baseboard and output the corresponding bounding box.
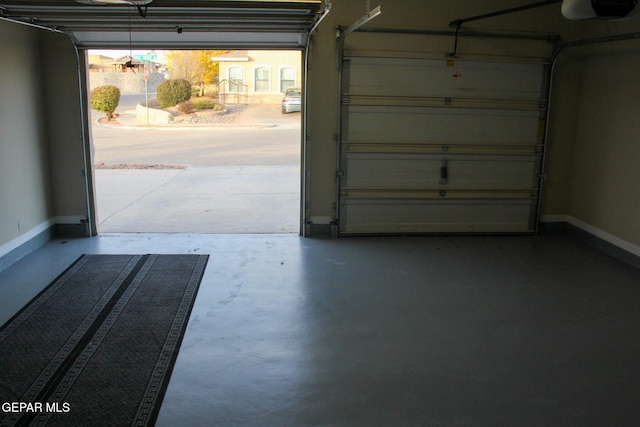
[0,219,54,259]
[0,216,87,260]
[541,214,640,258]
[53,216,87,225]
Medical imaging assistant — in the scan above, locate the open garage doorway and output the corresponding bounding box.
[89,49,302,234]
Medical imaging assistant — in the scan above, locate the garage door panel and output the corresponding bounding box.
[345,57,546,100]
[340,199,535,235]
[342,154,539,190]
[343,106,542,145]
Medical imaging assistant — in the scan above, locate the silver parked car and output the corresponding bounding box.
[281,88,301,114]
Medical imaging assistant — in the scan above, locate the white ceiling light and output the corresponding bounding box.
[562,0,637,20]
[76,0,153,5]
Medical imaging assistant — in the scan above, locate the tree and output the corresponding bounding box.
[90,85,120,121]
[201,50,230,84]
[166,51,202,84]
[166,50,230,96]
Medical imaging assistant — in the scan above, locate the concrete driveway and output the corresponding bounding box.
[92,102,302,234]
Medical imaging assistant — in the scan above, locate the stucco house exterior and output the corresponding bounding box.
[215,50,301,104]
[87,54,114,73]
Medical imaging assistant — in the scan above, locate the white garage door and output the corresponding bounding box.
[338,51,549,235]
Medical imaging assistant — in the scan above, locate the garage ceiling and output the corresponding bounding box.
[0,0,324,48]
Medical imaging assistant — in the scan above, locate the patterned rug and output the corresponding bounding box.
[0,254,208,426]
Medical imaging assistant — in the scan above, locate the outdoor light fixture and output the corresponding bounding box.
[75,0,153,5]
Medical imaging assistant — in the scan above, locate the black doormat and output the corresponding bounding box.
[0,254,209,426]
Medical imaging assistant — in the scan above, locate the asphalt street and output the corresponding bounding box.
[91,96,302,234]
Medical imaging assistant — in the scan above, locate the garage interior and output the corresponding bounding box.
[1,0,640,425]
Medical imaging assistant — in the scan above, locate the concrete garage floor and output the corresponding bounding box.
[2,231,640,426]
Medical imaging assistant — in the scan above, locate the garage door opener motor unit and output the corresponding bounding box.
[561,0,638,19]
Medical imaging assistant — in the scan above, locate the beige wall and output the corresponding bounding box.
[0,20,91,257]
[0,21,52,251]
[556,48,640,245]
[541,24,640,247]
[540,53,581,211]
[40,34,92,229]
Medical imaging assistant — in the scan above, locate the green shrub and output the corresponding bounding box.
[157,79,192,108]
[90,85,120,120]
[192,97,219,110]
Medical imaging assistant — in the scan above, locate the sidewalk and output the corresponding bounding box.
[99,103,296,130]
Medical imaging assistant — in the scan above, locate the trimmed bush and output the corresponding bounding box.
[192,97,220,110]
[90,85,120,120]
[157,79,192,108]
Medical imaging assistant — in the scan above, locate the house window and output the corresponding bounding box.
[255,67,269,92]
[280,67,296,92]
[229,67,244,92]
